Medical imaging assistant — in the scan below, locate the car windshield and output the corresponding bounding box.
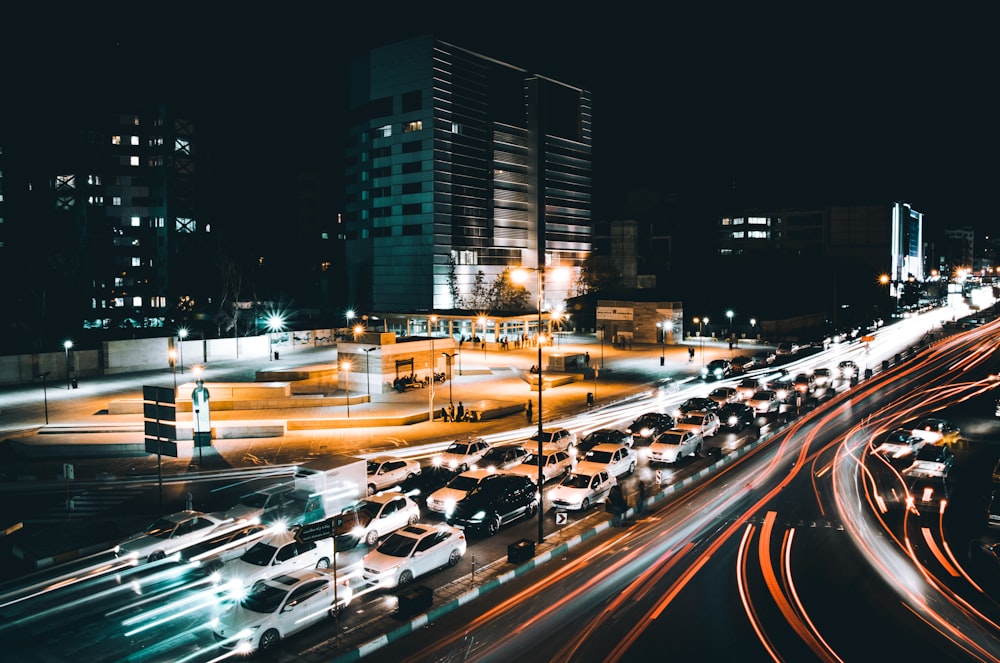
[240,542,277,567]
[376,532,418,558]
[523,455,547,467]
[447,475,483,491]
[710,390,729,398]
[586,450,614,464]
[885,431,911,444]
[680,415,704,425]
[445,443,471,454]
[530,431,555,442]
[241,583,288,614]
[560,473,593,489]
[657,434,683,446]
[631,416,659,428]
[753,391,775,400]
[367,460,385,474]
[142,518,179,539]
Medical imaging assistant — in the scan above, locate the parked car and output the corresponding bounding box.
[673,397,719,419]
[747,390,780,415]
[367,456,422,496]
[576,429,633,460]
[425,468,501,517]
[446,474,538,536]
[548,469,615,511]
[702,359,733,380]
[222,484,298,525]
[674,410,721,438]
[736,377,762,400]
[475,444,531,472]
[433,437,492,472]
[506,448,574,483]
[527,427,577,452]
[332,493,421,550]
[647,429,704,464]
[870,427,925,460]
[576,443,637,479]
[708,386,741,407]
[626,412,676,447]
[730,355,756,372]
[361,523,467,589]
[718,402,756,432]
[910,418,961,446]
[117,510,231,563]
[218,528,335,590]
[213,567,352,653]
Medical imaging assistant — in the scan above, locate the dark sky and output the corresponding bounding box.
[4,4,996,234]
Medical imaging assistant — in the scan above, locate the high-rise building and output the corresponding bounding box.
[343,35,592,315]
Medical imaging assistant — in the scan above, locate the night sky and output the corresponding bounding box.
[3,4,996,235]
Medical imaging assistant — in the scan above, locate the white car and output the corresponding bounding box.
[332,492,421,549]
[870,427,925,459]
[433,437,492,472]
[526,428,577,452]
[646,429,704,464]
[361,523,467,589]
[218,528,334,589]
[366,456,422,495]
[735,378,761,400]
[548,469,615,511]
[575,443,637,479]
[213,567,352,653]
[117,510,231,563]
[506,448,574,483]
[674,410,721,438]
[425,468,501,516]
[747,390,779,414]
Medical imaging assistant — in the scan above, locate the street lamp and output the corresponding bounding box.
[353,324,364,342]
[726,309,734,343]
[168,349,178,391]
[266,314,285,361]
[692,317,708,367]
[750,318,757,340]
[40,371,50,424]
[428,315,437,422]
[656,321,669,366]
[177,327,188,373]
[442,352,456,407]
[341,361,351,418]
[362,347,377,397]
[63,340,73,390]
[512,264,570,545]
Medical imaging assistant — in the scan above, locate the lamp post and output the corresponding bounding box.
[266,314,285,361]
[177,327,188,373]
[63,340,73,390]
[168,349,178,392]
[512,264,569,545]
[362,347,377,397]
[656,321,668,366]
[726,309,734,344]
[341,361,351,418]
[428,315,437,422]
[442,352,456,407]
[599,324,606,369]
[750,318,757,340]
[40,372,50,424]
[692,317,708,367]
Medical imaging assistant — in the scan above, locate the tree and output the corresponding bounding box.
[490,269,531,311]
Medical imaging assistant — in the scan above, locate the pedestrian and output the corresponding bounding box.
[607,483,626,526]
[525,400,533,422]
[584,351,590,366]
[447,403,455,422]
[688,346,695,362]
[456,402,465,422]
[440,406,449,422]
[637,479,647,515]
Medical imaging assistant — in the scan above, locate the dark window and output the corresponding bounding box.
[402,182,421,194]
[402,224,422,236]
[372,166,391,178]
[369,96,393,118]
[402,162,421,174]
[402,203,422,215]
[402,90,421,113]
[402,140,422,153]
[372,146,391,159]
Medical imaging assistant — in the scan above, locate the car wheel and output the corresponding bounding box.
[460,463,469,472]
[528,500,538,517]
[581,498,591,510]
[365,530,379,547]
[316,557,330,569]
[627,461,636,475]
[407,513,419,525]
[259,628,281,651]
[398,570,414,586]
[448,548,461,567]
[148,550,165,562]
[367,484,376,497]
[487,515,501,536]
[694,443,702,457]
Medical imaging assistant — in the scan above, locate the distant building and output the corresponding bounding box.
[342,35,592,315]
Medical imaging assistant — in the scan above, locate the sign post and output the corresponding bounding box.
[143,385,177,515]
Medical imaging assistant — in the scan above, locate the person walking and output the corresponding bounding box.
[525,400,533,423]
[607,483,626,526]
[688,346,695,362]
[457,402,465,422]
[636,479,647,515]
[440,406,449,422]
[447,403,455,422]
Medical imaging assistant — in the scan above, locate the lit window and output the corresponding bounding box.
[112,135,122,145]
[403,121,422,133]
[113,197,122,206]
[376,124,392,138]
[131,216,141,227]
[154,217,165,227]
[130,135,139,146]
[132,116,139,126]
[114,298,124,307]
[115,277,124,286]
[131,257,141,266]
[132,296,142,307]
[452,122,460,134]
[320,232,329,240]
[130,155,139,166]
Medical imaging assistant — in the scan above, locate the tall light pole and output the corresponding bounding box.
[512,264,569,545]
[341,361,351,419]
[726,309,734,343]
[362,347,377,397]
[63,340,73,390]
[266,313,285,361]
[656,321,668,366]
[168,349,178,392]
[692,317,708,367]
[40,372,50,424]
[750,318,757,340]
[428,315,437,422]
[177,327,188,373]
[442,352,456,407]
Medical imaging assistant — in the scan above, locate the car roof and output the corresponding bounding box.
[587,443,629,452]
[365,491,412,504]
[456,468,496,478]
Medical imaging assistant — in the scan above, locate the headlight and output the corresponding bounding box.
[641,427,652,437]
[432,456,442,467]
[448,459,458,469]
[470,510,486,523]
[351,526,366,538]
[444,499,456,514]
[728,416,738,426]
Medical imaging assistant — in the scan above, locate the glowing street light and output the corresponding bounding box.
[692,317,708,367]
[428,315,438,422]
[177,327,188,373]
[63,340,73,390]
[362,347,377,397]
[726,309,734,343]
[656,320,670,366]
[266,314,285,361]
[511,263,570,545]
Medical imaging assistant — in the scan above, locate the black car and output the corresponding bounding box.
[626,413,676,447]
[718,402,755,432]
[395,465,460,506]
[674,397,719,418]
[446,474,538,536]
[702,359,733,380]
[477,444,531,472]
[576,428,632,459]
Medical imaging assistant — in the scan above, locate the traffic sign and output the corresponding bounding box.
[555,511,568,525]
[144,420,177,441]
[295,517,334,543]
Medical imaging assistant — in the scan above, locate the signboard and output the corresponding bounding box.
[295,517,334,544]
[554,511,568,526]
[143,402,177,421]
[144,438,178,456]
[596,306,634,321]
[143,385,175,404]
[861,335,875,343]
[144,420,177,441]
